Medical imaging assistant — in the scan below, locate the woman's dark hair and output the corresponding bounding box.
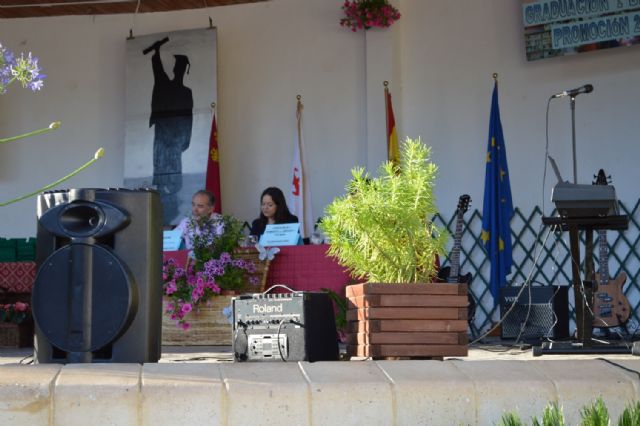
[259,187,294,223]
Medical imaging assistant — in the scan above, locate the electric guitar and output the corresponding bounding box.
[592,169,631,328]
[438,195,476,322]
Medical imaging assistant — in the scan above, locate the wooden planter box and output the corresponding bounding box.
[346,283,468,359]
[162,295,234,346]
[0,321,33,348]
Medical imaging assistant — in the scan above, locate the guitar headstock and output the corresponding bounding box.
[457,194,471,214]
[593,169,611,186]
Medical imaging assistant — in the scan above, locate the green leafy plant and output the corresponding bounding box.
[618,401,640,426]
[581,397,610,426]
[185,214,248,269]
[497,398,640,426]
[500,412,524,426]
[532,402,564,426]
[322,137,447,283]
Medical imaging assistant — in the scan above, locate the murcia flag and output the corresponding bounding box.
[290,98,313,239]
[205,111,222,213]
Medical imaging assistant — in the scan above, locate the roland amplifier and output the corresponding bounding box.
[232,292,339,362]
[500,285,570,341]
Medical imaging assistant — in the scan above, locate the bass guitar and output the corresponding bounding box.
[592,169,631,328]
[438,194,476,322]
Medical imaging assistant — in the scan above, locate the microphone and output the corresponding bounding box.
[552,84,593,99]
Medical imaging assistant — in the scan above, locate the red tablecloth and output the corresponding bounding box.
[163,250,189,268]
[265,244,352,295]
[164,245,353,295]
[0,262,36,293]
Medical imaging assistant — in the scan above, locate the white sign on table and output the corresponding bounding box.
[259,223,301,246]
[163,229,183,251]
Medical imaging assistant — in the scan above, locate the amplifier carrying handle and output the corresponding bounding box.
[263,284,301,295]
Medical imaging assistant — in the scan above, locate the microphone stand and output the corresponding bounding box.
[570,96,577,183]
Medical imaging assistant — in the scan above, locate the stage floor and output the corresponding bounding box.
[1,338,638,365]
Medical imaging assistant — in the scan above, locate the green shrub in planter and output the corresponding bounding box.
[322,137,447,283]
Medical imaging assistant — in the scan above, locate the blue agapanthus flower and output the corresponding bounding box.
[0,43,45,94]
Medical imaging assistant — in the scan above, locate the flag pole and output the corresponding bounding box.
[296,94,308,238]
[384,81,390,160]
[493,73,498,86]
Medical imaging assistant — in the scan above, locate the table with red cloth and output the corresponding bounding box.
[163,245,353,296]
[0,262,36,294]
[265,244,352,294]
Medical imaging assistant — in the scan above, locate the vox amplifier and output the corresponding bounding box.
[500,285,569,342]
[232,292,339,362]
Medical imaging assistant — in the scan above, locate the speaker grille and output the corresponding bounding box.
[500,286,569,341]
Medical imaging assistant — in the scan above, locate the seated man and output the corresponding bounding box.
[174,190,223,250]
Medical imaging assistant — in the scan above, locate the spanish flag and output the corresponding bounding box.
[385,86,400,167]
[205,111,222,213]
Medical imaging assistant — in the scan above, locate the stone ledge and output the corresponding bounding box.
[0,359,638,425]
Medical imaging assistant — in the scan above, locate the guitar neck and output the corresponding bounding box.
[448,211,463,281]
[598,229,609,284]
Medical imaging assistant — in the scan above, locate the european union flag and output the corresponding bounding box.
[481,81,513,303]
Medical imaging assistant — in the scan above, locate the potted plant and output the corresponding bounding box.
[0,302,33,347]
[161,214,262,345]
[340,0,401,32]
[322,137,469,358]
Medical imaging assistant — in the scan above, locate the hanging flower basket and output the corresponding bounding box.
[340,0,401,32]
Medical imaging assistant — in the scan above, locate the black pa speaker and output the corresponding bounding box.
[32,188,163,363]
[232,292,339,362]
[500,285,570,342]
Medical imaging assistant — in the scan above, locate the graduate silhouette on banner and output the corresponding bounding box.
[143,37,193,223]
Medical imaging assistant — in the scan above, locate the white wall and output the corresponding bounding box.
[397,0,640,217]
[1,0,639,238]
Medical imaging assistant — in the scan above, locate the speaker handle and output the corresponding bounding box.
[263,284,301,295]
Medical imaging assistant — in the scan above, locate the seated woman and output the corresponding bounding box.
[250,187,298,238]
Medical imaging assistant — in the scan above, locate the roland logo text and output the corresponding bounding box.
[253,303,283,314]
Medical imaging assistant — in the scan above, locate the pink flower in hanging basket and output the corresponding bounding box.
[340,0,401,32]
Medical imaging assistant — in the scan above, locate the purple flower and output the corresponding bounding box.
[165,281,177,295]
[10,52,46,92]
[181,303,193,314]
[192,286,204,302]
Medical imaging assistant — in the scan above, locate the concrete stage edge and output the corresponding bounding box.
[1,357,640,425]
